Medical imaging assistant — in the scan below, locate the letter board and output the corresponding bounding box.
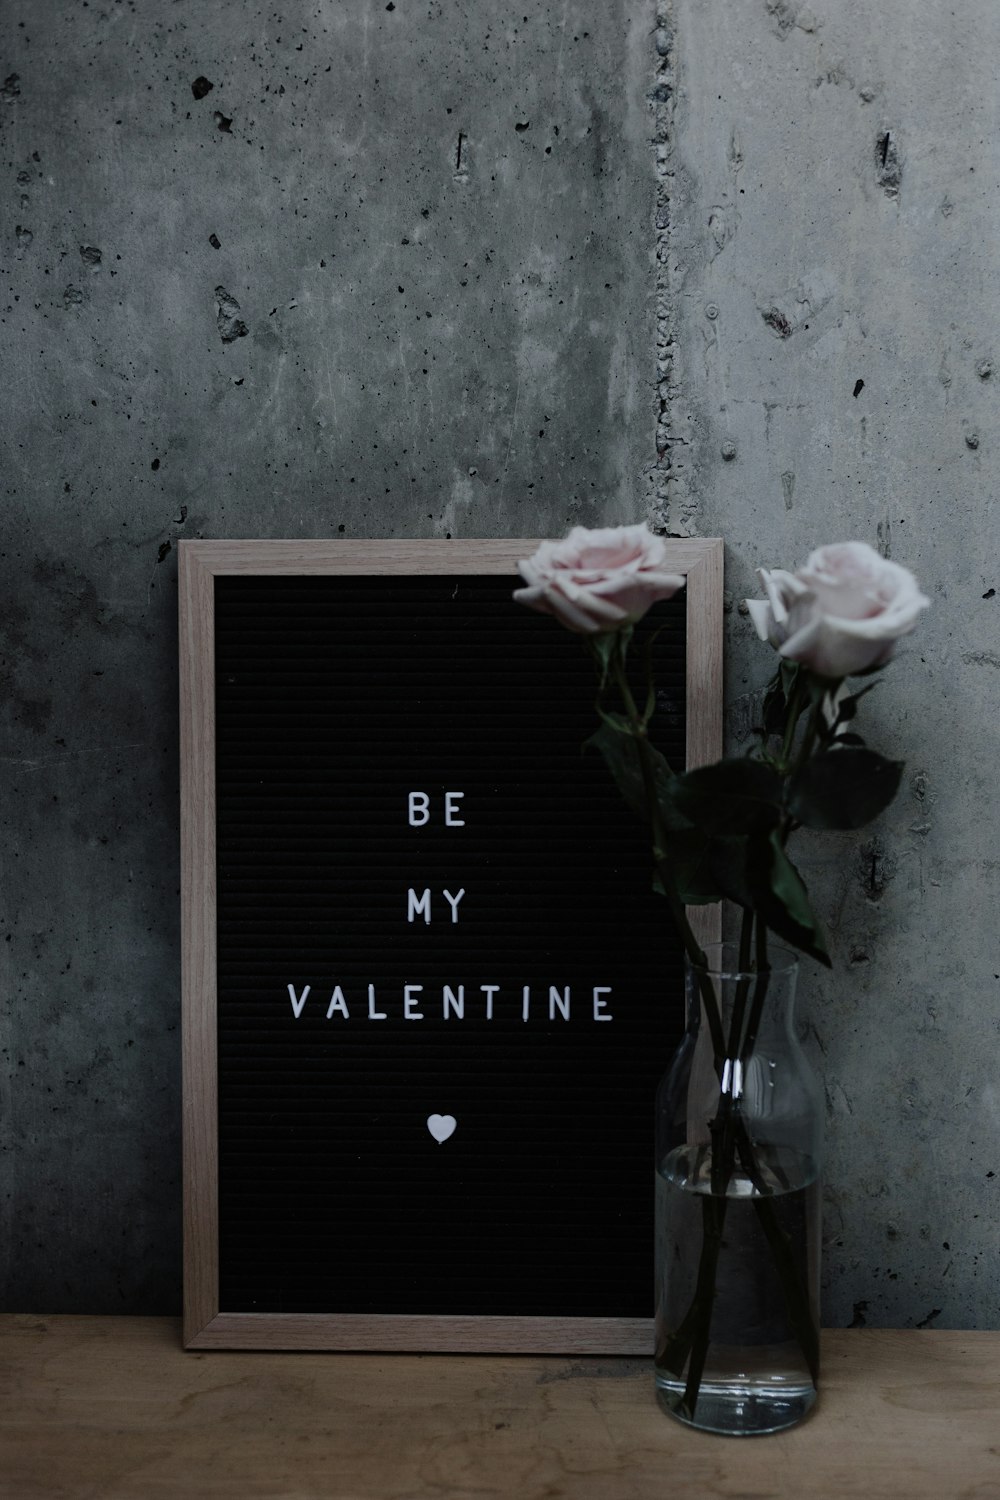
[180,539,722,1351]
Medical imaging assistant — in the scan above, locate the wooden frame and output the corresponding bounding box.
[179,537,723,1352]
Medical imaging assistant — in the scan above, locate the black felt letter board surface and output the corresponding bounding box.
[213,572,685,1320]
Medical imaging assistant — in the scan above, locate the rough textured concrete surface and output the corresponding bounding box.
[667,1,1000,1328]
[1,0,996,1330]
[0,0,654,1313]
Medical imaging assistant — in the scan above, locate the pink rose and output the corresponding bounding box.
[514,524,685,634]
[747,541,929,678]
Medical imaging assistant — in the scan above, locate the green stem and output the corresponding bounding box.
[662,669,827,1418]
[606,641,821,1414]
[778,671,833,775]
[726,907,755,1058]
[794,696,824,776]
[749,1191,820,1383]
[740,918,772,1064]
[681,1193,729,1418]
[655,1290,702,1377]
[607,642,727,1065]
[779,673,805,766]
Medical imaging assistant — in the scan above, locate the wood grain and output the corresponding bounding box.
[190,1312,652,1354]
[177,536,723,577]
[3,1318,999,1500]
[681,536,724,954]
[178,543,219,1347]
[178,538,724,1351]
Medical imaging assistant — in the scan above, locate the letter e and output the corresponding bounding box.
[404,983,424,1021]
[593,986,613,1022]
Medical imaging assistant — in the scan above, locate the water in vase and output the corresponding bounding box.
[655,1141,821,1436]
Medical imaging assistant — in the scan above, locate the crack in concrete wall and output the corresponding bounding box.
[650,6,674,529]
[2,0,997,1333]
[669,0,1000,1330]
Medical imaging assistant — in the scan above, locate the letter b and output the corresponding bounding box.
[408,792,430,827]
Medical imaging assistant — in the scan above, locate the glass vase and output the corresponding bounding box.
[654,942,822,1436]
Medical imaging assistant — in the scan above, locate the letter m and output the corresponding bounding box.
[407,888,431,924]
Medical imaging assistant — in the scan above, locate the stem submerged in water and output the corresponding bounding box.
[587,627,819,1422]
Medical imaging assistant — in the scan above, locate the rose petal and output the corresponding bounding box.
[746,597,774,643]
[514,523,685,634]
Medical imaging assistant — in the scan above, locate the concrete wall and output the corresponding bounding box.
[0,0,655,1315]
[1,0,995,1328]
[666,0,1000,1328]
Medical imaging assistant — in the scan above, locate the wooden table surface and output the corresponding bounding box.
[2,1317,999,1499]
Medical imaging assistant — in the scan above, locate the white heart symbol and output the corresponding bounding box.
[427,1113,457,1144]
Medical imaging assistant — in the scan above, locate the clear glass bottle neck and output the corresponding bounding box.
[684,944,800,1057]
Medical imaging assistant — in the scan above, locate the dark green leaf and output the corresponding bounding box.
[701,832,830,966]
[662,759,783,836]
[584,720,674,824]
[594,706,631,735]
[762,671,788,736]
[780,660,801,697]
[761,661,812,738]
[657,829,728,905]
[789,747,904,830]
[705,835,757,910]
[759,832,831,966]
[833,683,877,725]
